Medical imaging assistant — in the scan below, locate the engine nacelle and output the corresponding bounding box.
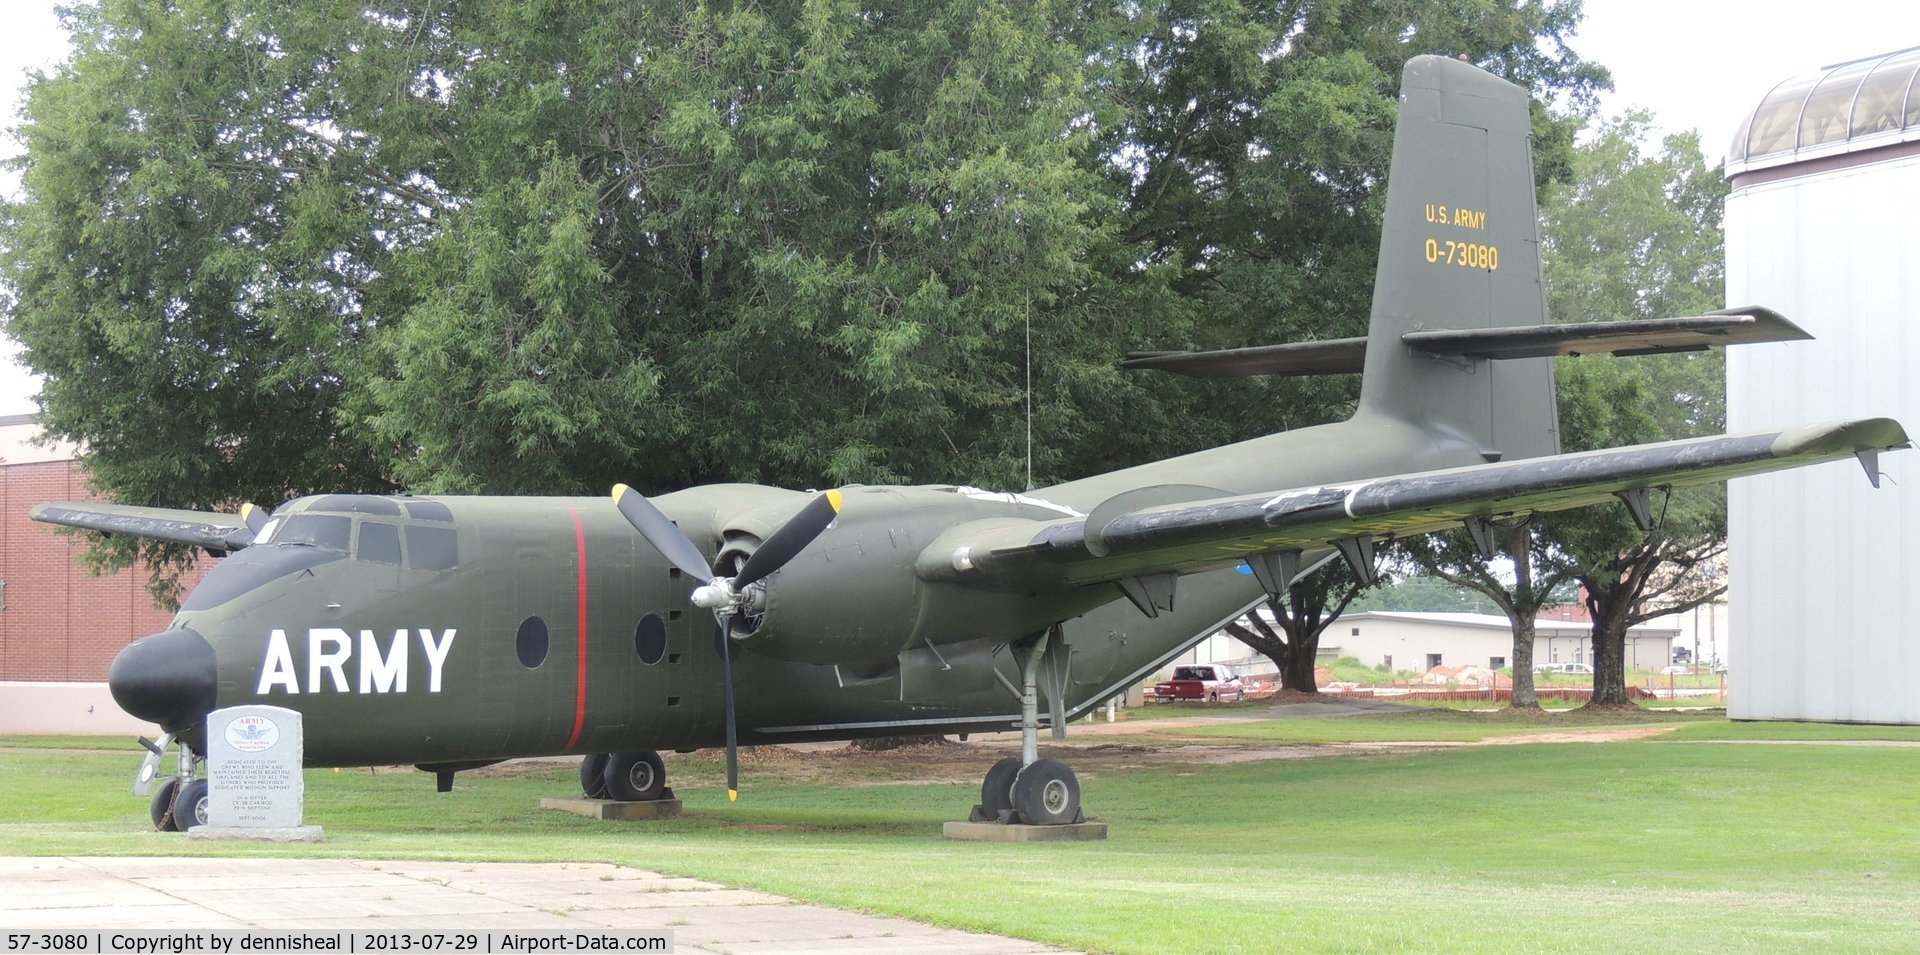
[732,486,1099,665]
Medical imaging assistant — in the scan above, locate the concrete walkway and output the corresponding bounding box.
[0,857,1073,954]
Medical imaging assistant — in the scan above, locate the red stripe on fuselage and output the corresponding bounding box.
[563,508,589,753]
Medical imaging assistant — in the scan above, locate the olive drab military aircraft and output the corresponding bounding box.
[35,55,1909,832]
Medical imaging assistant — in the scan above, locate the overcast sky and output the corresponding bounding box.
[0,1,1913,416]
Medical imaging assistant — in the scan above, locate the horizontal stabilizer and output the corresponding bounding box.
[1122,308,1807,379]
[30,502,255,552]
[1404,308,1809,360]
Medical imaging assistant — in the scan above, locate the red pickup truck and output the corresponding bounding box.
[1149,664,1248,703]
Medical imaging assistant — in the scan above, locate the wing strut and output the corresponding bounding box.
[1463,517,1498,559]
[1116,573,1177,618]
[1614,488,1659,533]
[1245,550,1302,599]
[1333,536,1379,587]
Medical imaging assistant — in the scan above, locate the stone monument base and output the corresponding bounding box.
[187,825,325,843]
[541,797,683,821]
[942,820,1107,842]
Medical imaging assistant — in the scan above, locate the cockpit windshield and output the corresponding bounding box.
[248,498,457,569]
[272,514,352,551]
[178,498,457,611]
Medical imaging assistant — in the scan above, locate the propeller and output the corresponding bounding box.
[239,502,268,536]
[610,484,844,800]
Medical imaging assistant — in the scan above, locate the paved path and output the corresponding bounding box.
[1,857,1072,955]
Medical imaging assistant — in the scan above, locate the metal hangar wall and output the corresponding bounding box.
[1724,46,1920,723]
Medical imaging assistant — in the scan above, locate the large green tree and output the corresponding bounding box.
[3,1,1607,599]
[1224,555,1381,693]
[1092,0,1607,438]
[1545,114,1731,707]
[1106,2,1606,675]
[1398,112,1729,709]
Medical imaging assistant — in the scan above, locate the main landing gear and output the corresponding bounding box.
[578,751,673,802]
[138,733,209,832]
[969,627,1086,826]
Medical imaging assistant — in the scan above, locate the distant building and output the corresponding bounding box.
[1725,47,1920,724]
[1323,611,1677,674]
[1163,607,1678,680]
[1,413,205,733]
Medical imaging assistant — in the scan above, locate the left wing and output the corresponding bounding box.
[30,501,260,552]
[923,418,1908,591]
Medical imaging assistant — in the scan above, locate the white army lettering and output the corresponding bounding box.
[256,628,456,695]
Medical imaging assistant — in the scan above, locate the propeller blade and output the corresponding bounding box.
[612,484,714,581]
[238,502,269,536]
[721,626,739,802]
[732,490,843,589]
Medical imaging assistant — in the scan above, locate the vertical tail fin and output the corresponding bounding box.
[1357,56,1559,461]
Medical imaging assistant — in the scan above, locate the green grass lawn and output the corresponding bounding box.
[5,721,1919,953]
[1661,720,1920,742]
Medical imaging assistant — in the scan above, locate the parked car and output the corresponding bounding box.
[1534,662,1593,675]
[1149,664,1248,703]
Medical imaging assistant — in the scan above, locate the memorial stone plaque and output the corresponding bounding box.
[205,704,307,831]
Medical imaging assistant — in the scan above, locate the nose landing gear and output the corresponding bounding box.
[136,733,206,832]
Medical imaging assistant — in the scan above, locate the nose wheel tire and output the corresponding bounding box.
[603,751,667,801]
[171,778,211,830]
[579,753,611,799]
[149,778,182,832]
[1011,758,1080,826]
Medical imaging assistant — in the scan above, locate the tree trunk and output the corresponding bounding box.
[1581,558,1650,709]
[1508,616,1540,709]
[1279,635,1319,692]
[1502,522,1542,711]
[1587,615,1629,705]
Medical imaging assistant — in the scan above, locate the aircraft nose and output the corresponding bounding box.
[108,627,218,730]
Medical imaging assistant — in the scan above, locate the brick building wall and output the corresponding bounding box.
[1,430,211,682]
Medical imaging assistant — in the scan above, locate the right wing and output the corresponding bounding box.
[30,501,259,552]
[923,418,1907,590]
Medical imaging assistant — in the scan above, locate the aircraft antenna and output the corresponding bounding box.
[1025,290,1034,491]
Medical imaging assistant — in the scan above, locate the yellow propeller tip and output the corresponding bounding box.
[611,483,630,504]
[727,789,739,802]
[826,489,843,512]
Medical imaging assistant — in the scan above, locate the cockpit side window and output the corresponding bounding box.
[357,521,402,565]
[403,499,454,523]
[407,524,458,571]
[275,514,352,551]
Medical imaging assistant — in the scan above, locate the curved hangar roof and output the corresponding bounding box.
[1728,45,1920,177]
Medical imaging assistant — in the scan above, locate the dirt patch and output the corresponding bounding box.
[464,715,1691,790]
[1477,725,1681,745]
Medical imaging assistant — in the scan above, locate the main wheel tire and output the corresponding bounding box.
[980,756,1021,815]
[603,751,666,801]
[1011,758,1080,826]
[172,778,211,830]
[580,753,611,799]
[150,778,182,832]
